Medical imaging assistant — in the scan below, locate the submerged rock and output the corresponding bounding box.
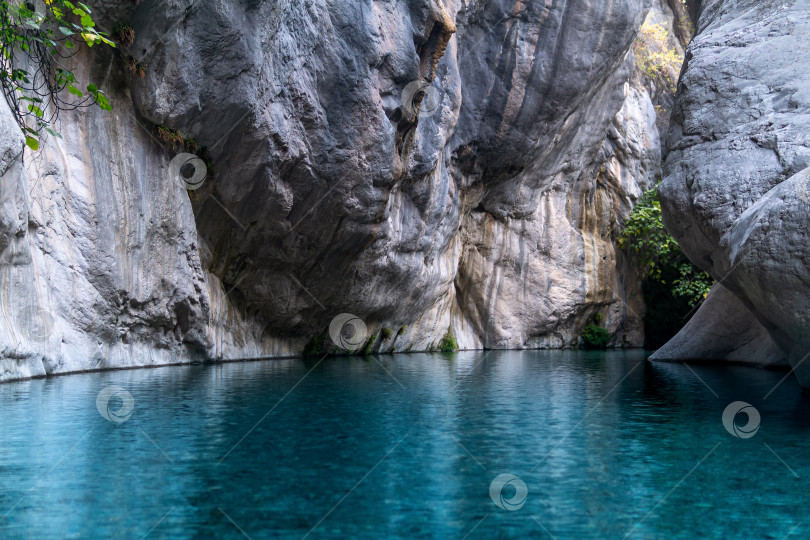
[0,0,659,380]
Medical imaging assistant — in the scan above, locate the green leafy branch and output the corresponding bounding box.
[618,186,713,307]
[0,0,115,150]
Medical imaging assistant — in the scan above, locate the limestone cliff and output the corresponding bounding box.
[0,0,662,381]
[653,0,810,384]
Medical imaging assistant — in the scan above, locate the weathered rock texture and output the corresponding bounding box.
[653,0,810,382]
[0,0,661,381]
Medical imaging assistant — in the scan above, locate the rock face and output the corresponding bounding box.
[653,0,810,383]
[0,0,659,381]
[650,284,789,367]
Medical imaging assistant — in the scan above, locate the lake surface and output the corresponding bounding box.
[0,350,808,539]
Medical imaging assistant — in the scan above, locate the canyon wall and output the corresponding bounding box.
[653,0,810,385]
[0,0,663,381]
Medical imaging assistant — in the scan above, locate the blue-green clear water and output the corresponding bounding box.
[0,350,808,539]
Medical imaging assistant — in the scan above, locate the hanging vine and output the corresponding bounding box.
[0,0,115,150]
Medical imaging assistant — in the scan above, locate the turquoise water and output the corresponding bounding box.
[0,350,808,539]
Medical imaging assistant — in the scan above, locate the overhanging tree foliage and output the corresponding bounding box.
[0,0,114,150]
[619,186,713,348]
[619,186,713,308]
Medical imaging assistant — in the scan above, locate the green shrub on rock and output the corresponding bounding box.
[582,324,611,350]
[362,334,376,355]
[619,186,714,347]
[439,329,457,352]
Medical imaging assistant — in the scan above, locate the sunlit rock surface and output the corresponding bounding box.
[0,0,658,380]
[654,0,810,382]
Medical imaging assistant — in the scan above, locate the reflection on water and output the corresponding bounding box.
[0,350,807,538]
